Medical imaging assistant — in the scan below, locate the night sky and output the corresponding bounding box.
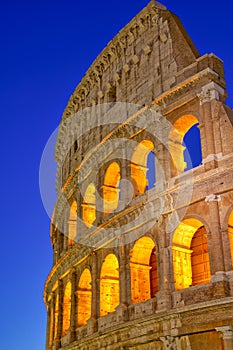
[1,1,232,349]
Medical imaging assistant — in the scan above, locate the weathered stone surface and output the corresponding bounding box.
[44,1,233,350]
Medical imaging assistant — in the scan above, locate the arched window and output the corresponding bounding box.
[183,123,202,171]
[130,236,158,304]
[228,211,233,267]
[77,269,92,326]
[131,140,155,196]
[82,183,96,227]
[62,282,71,336]
[146,151,156,190]
[169,115,202,175]
[172,219,210,290]
[100,254,120,316]
[103,162,121,216]
[68,201,77,246]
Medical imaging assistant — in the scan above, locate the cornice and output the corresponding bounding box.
[60,1,165,121]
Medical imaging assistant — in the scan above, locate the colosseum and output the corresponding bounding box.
[44,1,233,349]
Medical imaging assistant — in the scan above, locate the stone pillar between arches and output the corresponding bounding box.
[69,269,77,342]
[216,326,233,350]
[89,252,98,334]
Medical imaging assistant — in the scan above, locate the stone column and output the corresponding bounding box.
[199,82,225,171]
[96,171,104,225]
[205,194,225,274]
[90,252,98,333]
[156,142,170,183]
[221,228,233,272]
[120,156,132,210]
[45,300,52,350]
[160,336,180,349]
[119,238,129,321]
[216,326,233,350]
[70,269,77,342]
[54,280,63,350]
[75,189,82,241]
[57,231,63,259]
[156,215,172,311]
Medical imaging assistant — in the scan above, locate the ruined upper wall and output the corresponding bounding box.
[61,1,200,121]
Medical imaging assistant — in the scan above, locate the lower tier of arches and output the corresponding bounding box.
[47,296,233,350]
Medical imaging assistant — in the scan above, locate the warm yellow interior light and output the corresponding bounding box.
[68,201,77,246]
[62,282,71,336]
[130,236,158,303]
[54,293,59,340]
[82,183,96,227]
[103,162,120,216]
[172,218,210,290]
[77,269,92,326]
[169,115,199,174]
[131,140,154,195]
[100,254,120,316]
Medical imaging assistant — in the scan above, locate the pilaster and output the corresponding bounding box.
[216,326,233,350]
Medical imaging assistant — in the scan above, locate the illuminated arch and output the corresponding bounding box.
[77,269,92,326]
[131,140,155,195]
[82,183,96,227]
[228,211,233,266]
[62,281,71,336]
[68,201,77,246]
[169,115,202,174]
[103,162,121,216]
[172,218,210,290]
[130,236,158,304]
[100,254,120,316]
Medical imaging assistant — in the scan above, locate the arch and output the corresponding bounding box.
[183,123,202,171]
[130,236,158,303]
[62,281,71,336]
[228,211,233,267]
[103,162,121,216]
[82,183,96,227]
[172,218,210,290]
[131,140,155,195]
[68,201,77,246]
[77,269,92,326]
[169,115,202,174]
[100,254,120,316]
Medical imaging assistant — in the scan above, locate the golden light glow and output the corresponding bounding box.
[54,293,59,340]
[68,201,77,246]
[169,115,199,174]
[228,211,233,266]
[62,282,71,336]
[172,218,210,290]
[49,299,54,346]
[131,140,154,195]
[103,162,120,216]
[82,183,96,227]
[130,236,158,303]
[77,269,92,326]
[191,226,210,286]
[100,254,120,316]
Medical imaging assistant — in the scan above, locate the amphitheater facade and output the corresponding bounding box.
[44,1,233,349]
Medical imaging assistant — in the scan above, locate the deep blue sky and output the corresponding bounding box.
[0,1,232,349]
